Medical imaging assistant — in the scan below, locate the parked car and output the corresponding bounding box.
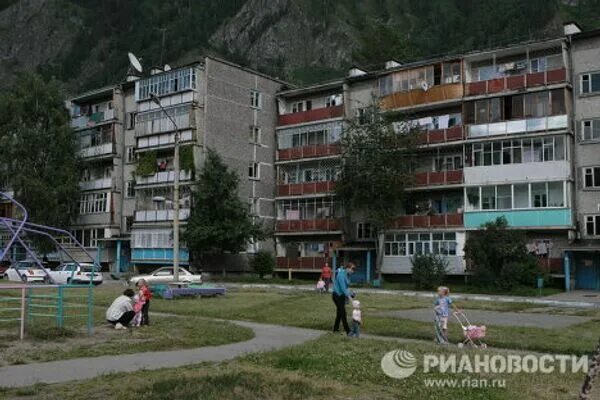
[50,262,103,285]
[3,261,50,283]
[129,267,202,285]
[0,261,9,276]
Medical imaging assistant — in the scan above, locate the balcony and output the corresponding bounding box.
[277,181,336,197]
[417,126,465,145]
[135,113,191,138]
[464,208,572,228]
[277,144,340,161]
[414,170,463,187]
[136,170,193,186]
[137,130,194,150]
[391,213,463,229]
[276,219,342,233]
[71,109,116,130]
[134,209,191,223]
[466,68,567,97]
[276,257,327,270]
[277,105,344,126]
[79,143,115,159]
[380,83,463,110]
[131,248,190,263]
[79,177,113,191]
[468,115,568,139]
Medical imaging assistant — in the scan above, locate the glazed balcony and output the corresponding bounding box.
[277,143,340,161]
[276,257,328,270]
[136,170,193,186]
[380,83,463,110]
[79,143,115,159]
[417,126,465,145]
[134,209,191,223]
[277,181,336,197]
[277,105,344,126]
[276,218,342,233]
[79,177,114,191]
[466,68,567,97]
[414,170,463,187]
[391,213,463,229]
[71,109,116,130]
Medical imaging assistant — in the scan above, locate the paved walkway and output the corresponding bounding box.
[378,308,591,328]
[0,321,322,388]
[223,283,600,309]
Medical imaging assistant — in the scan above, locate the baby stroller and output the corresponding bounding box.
[454,310,487,349]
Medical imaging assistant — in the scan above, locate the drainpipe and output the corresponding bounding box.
[118,84,127,274]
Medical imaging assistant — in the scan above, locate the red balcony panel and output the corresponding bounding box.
[276,221,288,231]
[300,220,315,231]
[290,148,302,159]
[277,105,344,126]
[446,213,463,226]
[289,184,303,196]
[527,72,545,86]
[303,146,317,158]
[429,214,446,226]
[277,185,290,197]
[314,257,326,269]
[300,257,316,269]
[278,149,291,161]
[428,129,445,144]
[417,132,429,145]
[537,257,563,274]
[488,78,506,93]
[467,81,487,96]
[277,257,290,268]
[445,126,464,141]
[277,219,340,232]
[506,75,525,90]
[289,220,301,231]
[277,144,341,161]
[414,215,430,227]
[329,219,340,230]
[428,172,445,185]
[446,170,463,184]
[393,215,414,228]
[546,68,566,84]
[415,173,429,186]
[302,182,315,194]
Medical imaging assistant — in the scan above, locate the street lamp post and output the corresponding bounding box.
[150,93,180,282]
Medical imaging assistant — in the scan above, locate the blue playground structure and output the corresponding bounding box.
[0,191,99,338]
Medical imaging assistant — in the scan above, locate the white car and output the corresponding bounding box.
[50,262,103,285]
[129,267,202,285]
[3,261,50,283]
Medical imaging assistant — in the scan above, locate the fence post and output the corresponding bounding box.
[20,286,26,340]
[56,286,64,328]
[87,285,94,335]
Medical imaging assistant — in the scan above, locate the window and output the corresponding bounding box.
[581,72,600,95]
[583,167,600,189]
[497,185,512,209]
[443,63,461,84]
[127,112,136,130]
[467,182,565,211]
[248,162,260,179]
[126,181,135,198]
[136,67,197,100]
[586,215,600,236]
[78,193,109,215]
[356,107,373,125]
[326,94,342,107]
[126,146,136,163]
[582,119,600,141]
[514,184,529,208]
[249,126,261,144]
[250,91,262,109]
[248,198,259,215]
[277,122,342,150]
[292,102,304,113]
[531,183,548,208]
[357,222,374,240]
[525,91,549,118]
[530,57,547,73]
[385,232,458,256]
[481,186,496,210]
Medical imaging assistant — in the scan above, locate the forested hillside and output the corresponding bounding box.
[1,0,599,92]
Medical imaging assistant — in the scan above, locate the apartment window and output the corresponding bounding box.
[586,215,600,236]
[248,198,259,215]
[126,181,135,198]
[356,107,373,125]
[466,182,564,211]
[469,136,564,167]
[277,122,342,150]
[126,147,136,163]
[443,63,461,83]
[434,155,462,172]
[78,193,109,215]
[326,94,342,107]
[583,167,600,188]
[432,232,457,255]
[249,126,262,144]
[250,91,262,109]
[582,119,600,141]
[248,162,260,180]
[136,67,197,100]
[357,222,374,240]
[292,102,304,113]
[514,184,529,208]
[384,232,457,257]
[530,57,547,73]
[581,72,600,95]
[127,112,136,130]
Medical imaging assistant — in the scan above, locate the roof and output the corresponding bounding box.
[277,78,344,98]
[571,27,600,42]
[68,85,116,103]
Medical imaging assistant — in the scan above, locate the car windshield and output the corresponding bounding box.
[16,262,38,269]
[81,265,99,272]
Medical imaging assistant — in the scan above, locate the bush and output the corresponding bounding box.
[250,250,275,279]
[411,253,448,290]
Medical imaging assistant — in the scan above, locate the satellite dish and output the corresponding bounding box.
[164,64,171,71]
[420,81,429,91]
[128,52,143,73]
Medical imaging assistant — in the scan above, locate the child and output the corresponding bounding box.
[316,279,326,293]
[349,299,362,337]
[131,293,145,327]
[136,279,153,326]
[434,286,454,344]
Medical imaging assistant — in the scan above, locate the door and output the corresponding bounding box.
[575,255,600,290]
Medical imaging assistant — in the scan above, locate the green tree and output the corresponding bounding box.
[250,250,275,279]
[184,149,266,269]
[411,253,448,290]
[463,217,541,289]
[336,103,417,280]
[0,72,80,251]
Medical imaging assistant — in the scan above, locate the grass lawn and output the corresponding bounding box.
[0,335,589,400]
[89,286,600,356]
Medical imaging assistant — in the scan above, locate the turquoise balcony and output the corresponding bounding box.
[131,248,190,264]
[464,208,572,228]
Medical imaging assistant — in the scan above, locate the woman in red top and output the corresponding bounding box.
[136,279,153,326]
[321,263,332,292]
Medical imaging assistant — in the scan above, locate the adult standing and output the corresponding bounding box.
[332,262,355,335]
[106,289,135,330]
[321,262,332,292]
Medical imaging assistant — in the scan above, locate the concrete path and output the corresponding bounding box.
[378,308,591,329]
[223,283,600,309]
[0,321,322,389]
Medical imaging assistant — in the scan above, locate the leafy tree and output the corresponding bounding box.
[250,250,275,279]
[411,253,448,290]
[336,102,418,280]
[463,217,541,290]
[0,72,80,252]
[184,149,266,269]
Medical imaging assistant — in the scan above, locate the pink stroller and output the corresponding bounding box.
[454,311,487,349]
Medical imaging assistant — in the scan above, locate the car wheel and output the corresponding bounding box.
[21,275,27,283]
[67,278,72,285]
